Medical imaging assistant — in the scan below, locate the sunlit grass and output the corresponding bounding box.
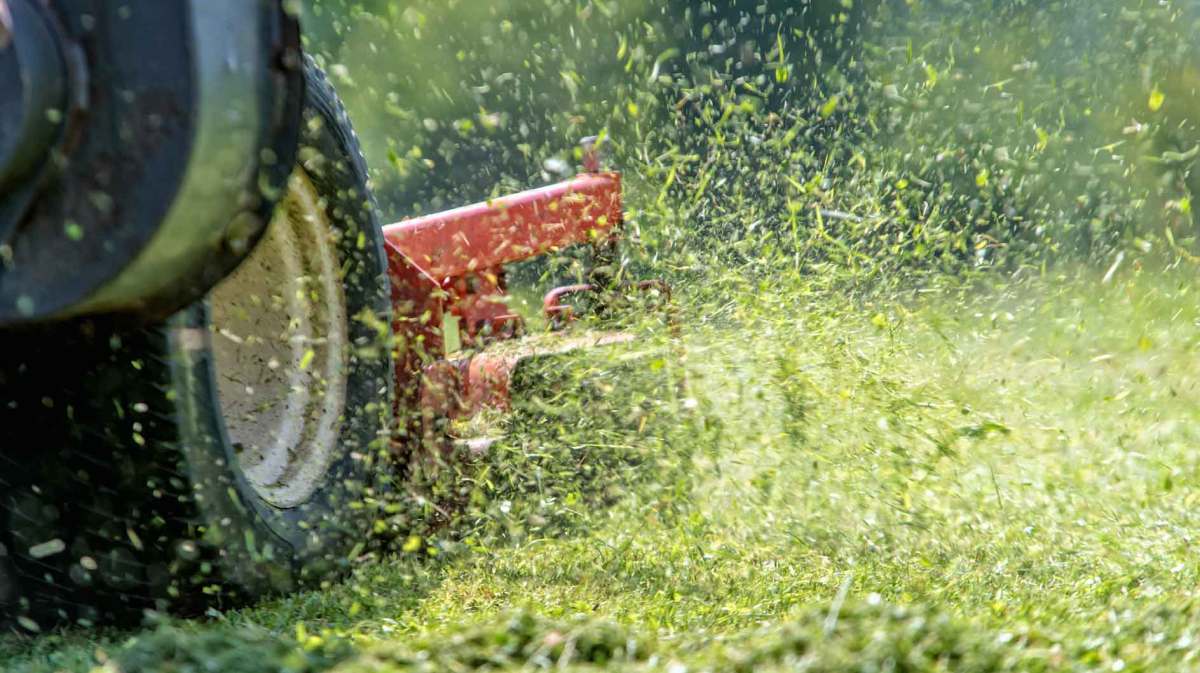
[9,265,1200,671]
[8,0,1200,669]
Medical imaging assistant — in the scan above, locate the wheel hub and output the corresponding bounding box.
[209,170,350,509]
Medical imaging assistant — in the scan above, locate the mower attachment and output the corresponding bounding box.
[384,170,623,347]
[381,149,670,449]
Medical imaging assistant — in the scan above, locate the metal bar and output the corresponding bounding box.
[543,283,594,325]
[384,246,446,439]
[419,330,639,423]
[383,172,621,280]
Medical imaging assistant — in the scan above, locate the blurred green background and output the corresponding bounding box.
[301,0,867,215]
[301,0,1200,283]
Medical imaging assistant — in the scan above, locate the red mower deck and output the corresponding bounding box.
[381,144,670,451]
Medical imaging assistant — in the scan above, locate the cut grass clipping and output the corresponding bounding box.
[10,267,1200,671]
[8,0,1200,671]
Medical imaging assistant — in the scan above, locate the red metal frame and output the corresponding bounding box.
[384,173,621,280]
[381,165,635,446]
[384,172,621,347]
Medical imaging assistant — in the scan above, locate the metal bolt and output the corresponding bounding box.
[0,0,12,51]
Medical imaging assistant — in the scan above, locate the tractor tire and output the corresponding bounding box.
[0,56,394,631]
[0,0,305,326]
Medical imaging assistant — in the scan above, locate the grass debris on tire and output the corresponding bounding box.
[0,56,394,631]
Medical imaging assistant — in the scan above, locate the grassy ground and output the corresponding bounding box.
[6,264,1200,672]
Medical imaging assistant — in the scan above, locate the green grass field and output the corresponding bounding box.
[8,265,1200,672]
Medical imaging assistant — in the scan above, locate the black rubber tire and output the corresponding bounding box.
[0,1,305,326]
[0,57,393,631]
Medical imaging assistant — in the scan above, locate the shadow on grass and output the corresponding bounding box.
[0,337,694,673]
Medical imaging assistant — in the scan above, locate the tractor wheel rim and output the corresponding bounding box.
[209,169,349,509]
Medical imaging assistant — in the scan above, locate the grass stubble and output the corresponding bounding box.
[8,1,1200,668]
[7,264,1200,672]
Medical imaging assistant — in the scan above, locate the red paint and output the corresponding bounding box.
[417,331,641,436]
[542,284,594,326]
[380,166,671,457]
[383,172,621,280]
[384,172,622,352]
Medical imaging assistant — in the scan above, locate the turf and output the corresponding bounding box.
[6,264,1200,672]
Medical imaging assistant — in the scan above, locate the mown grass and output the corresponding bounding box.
[5,2,1197,670]
[7,262,1200,672]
